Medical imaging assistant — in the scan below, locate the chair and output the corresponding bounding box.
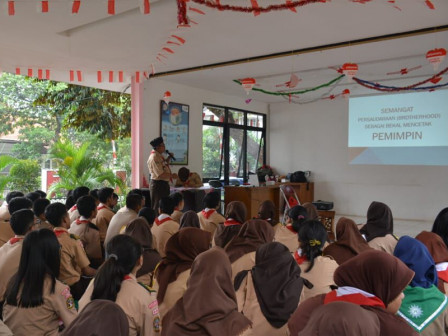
[280,185,301,224]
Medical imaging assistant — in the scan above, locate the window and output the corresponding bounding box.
[202,104,266,185]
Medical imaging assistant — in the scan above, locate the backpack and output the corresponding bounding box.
[290,171,307,183]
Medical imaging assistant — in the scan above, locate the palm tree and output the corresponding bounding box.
[48,141,126,195]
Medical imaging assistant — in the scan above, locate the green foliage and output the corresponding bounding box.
[12,127,54,162]
[202,126,222,179]
[0,155,19,195]
[7,159,41,193]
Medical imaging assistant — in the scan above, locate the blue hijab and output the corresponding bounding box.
[394,235,437,288]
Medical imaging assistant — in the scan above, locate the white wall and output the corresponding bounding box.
[140,78,269,182]
[269,99,448,222]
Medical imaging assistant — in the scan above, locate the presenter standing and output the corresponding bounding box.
[147,137,173,211]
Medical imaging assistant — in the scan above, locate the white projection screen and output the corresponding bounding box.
[348,89,448,166]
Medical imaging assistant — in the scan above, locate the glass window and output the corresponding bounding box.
[203,105,225,122]
[247,130,264,174]
[229,128,245,178]
[202,125,224,179]
[247,113,264,128]
[228,110,244,125]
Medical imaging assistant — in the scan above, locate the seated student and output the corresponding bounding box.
[394,236,448,335]
[197,191,225,238]
[359,201,398,254]
[156,227,211,318]
[234,242,304,335]
[225,219,275,280]
[34,189,47,199]
[179,210,201,229]
[138,207,156,226]
[62,300,129,336]
[89,189,100,207]
[104,193,142,247]
[69,196,102,267]
[302,202,319,220]
[170,192,184,223]
[432,207,448,247]
[93,187,116,245]
[45,202,96,300]
[3,229,77,335]
[68,186,90,223]
[416,231,448,294]
[323,217,371,265]
[0,191,24,222]
[112,192,119,210]
[284,205,309,253]
[288,250,417,336]
[161,247,252,336]
[125,217,161,287]
[33,198,52,230]
[214,201,247,248]
[79,235,161,336]
[0,209,35,314]
[174,167,203,188]
[151,196,179,257]
[0,196,33,247]
[295,220,338,300]
[25,191,41,204]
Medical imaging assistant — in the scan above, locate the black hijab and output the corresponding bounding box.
[360,201,394,242]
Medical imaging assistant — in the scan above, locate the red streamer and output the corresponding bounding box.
[38,69,43,79]
[135,71,140,83]
[141,0,150,14]
[72,0,81,13]
[251,0,261,16]
[46,69,50,80]
[177,0,189,26]
[70,70,75,82]
[119,71,124,83]
[8,1,15,16]
[15,68,20,75]
[41,1,49,13]
[108,0,115,15]
[97,71,103,83]
[27,69,33,77]
[77,70,82,82]
[109,71,114,82]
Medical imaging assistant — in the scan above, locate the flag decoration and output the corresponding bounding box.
[140,0,150,14]
[72,0,81,14]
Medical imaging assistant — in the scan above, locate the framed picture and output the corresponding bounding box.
[160,100,189,165]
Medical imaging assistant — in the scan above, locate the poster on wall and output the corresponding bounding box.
[160,100,189,165]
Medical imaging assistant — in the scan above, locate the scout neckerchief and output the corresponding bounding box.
[398,285,448,333]
[97,203,109,211]
[202,208,215,219]
[69,205,77,213]
[324,286,386,308]
[9,235,24,245]
[436,262,448,283]
[224,218,241,227]
[294,248,308,265]
[155,214,172,226]
[286,224,297,234]
[54,227,68,238]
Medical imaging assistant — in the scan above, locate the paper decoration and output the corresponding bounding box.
[109,71,114,82]
[15,68,20,75]
[430,76,442,84]
[162,47,175,54]
[118,71,124,83]
[8,1,15,16]
[163,91,171,104]
[240,78,256,94]
[27,69,33,77]
[426,48,446,71]
[286,0,297,13]
[108,0,115,15]
[97,71,103,83]
[245,99,252,104]
[250,0,260,16]
[341,63,358,80]
[424,0,435,9]
[37,1,49,13]
[342,89,350,100]
[135,71,141,83]
[276,73,300,88]
[386,65,422,76]
[140,0,150,14]
[72,0,81,13]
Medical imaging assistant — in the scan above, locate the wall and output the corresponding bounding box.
[140,78,269,183]
[269,98,448,222]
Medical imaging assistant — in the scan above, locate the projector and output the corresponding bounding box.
[312,200,334,211]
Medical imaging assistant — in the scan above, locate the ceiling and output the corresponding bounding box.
[0,0,447,102]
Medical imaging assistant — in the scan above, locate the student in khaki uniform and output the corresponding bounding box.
[151,197,179,258]
[0,209,35,316]
[174,167,203,188]
[0,196,33,248]
[33,198,53,230]
[79,235,161,336]
[69,195,102,267]
[68,186,90,223]
[0,191,24,222]
[169,192,184,224]
[45,202,96,300]
[93,187,116,244]
[197,191,225,239]
[3,229,77,335]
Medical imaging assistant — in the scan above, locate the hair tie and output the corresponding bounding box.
[108,253,118,261]
[309,239,321,247]
[297,215,305,220]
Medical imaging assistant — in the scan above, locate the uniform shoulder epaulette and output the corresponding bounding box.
[69,233,81,240]
[137,281,156,294]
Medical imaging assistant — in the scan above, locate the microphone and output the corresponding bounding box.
[165,150,176,161]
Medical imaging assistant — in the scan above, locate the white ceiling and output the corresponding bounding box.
[0,0,447,101]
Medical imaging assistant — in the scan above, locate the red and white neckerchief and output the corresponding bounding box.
[69,205,77,213]
[123,274,133,281]
[155,214,172,226]
[75,218,90,225]
[97,203,108,211]
[9,235,24,245]
[202,208,215,219]
[224,218,242,227]
[286,224,297,234]
[437,262,448,283]
[324,286,386,309]
[294,248,307,265]
[54,228,68,238]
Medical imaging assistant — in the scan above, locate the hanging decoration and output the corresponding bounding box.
[322,88,351,100]
[341,63,358,80]
[424,0,435,10]
[163,91,171,104]
[72,0,81,13]
[276,73,301,88]
[140,0,150,14]
[37,1,49,13]
[426,48,447,71]
[8,1,15,16]
[386,65,422,75]
[240,78,257,94]
[280,77,344,104]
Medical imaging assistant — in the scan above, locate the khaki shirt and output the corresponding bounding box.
[299,256,338,301]
[147,151,170,181]
[198,210,225,239]
[0,238,24,300]
[68,207,80,223]
[3,277,77,336]
[231,252,256,282]
[151,218,179,257]
[55,228,90,286]
[158,269,191,319]
[175,172,203,188]
[0,205,10,222]
[104,207,138,248]
[79,274,161,336]
[368,234,398,255]
[33,219,53,230]
[170,210,183,224]
[69,220,102,261]
[273,224,298,253]
[0,220,14,248]
[93,204,115,243]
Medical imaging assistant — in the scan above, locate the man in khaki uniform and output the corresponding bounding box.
[93,187,115,244]
[0,197,32,248]
[45,202,96,300]
[175,167,203,188]
[147,136,173,211]
[151,196,179,257]
[198,191,225,239]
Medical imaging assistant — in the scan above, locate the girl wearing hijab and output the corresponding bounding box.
[359,201,398,254]
[224,219,275,280]
[156,227,211,318]
[214,201,247,248]
[432,208,448,247]
[3,229,77,335]
[179,210,201,229]
[62,300,129,336]
[302,202,319,221]
[394,236,448,335]
[295,220,338,300]
[161,247,252,336]
[79,235,160,336]
[323,217,371,265]
[124,217,161,286]
[234,242,304,335]
[416,231,448,294]
[288,250,417,336]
